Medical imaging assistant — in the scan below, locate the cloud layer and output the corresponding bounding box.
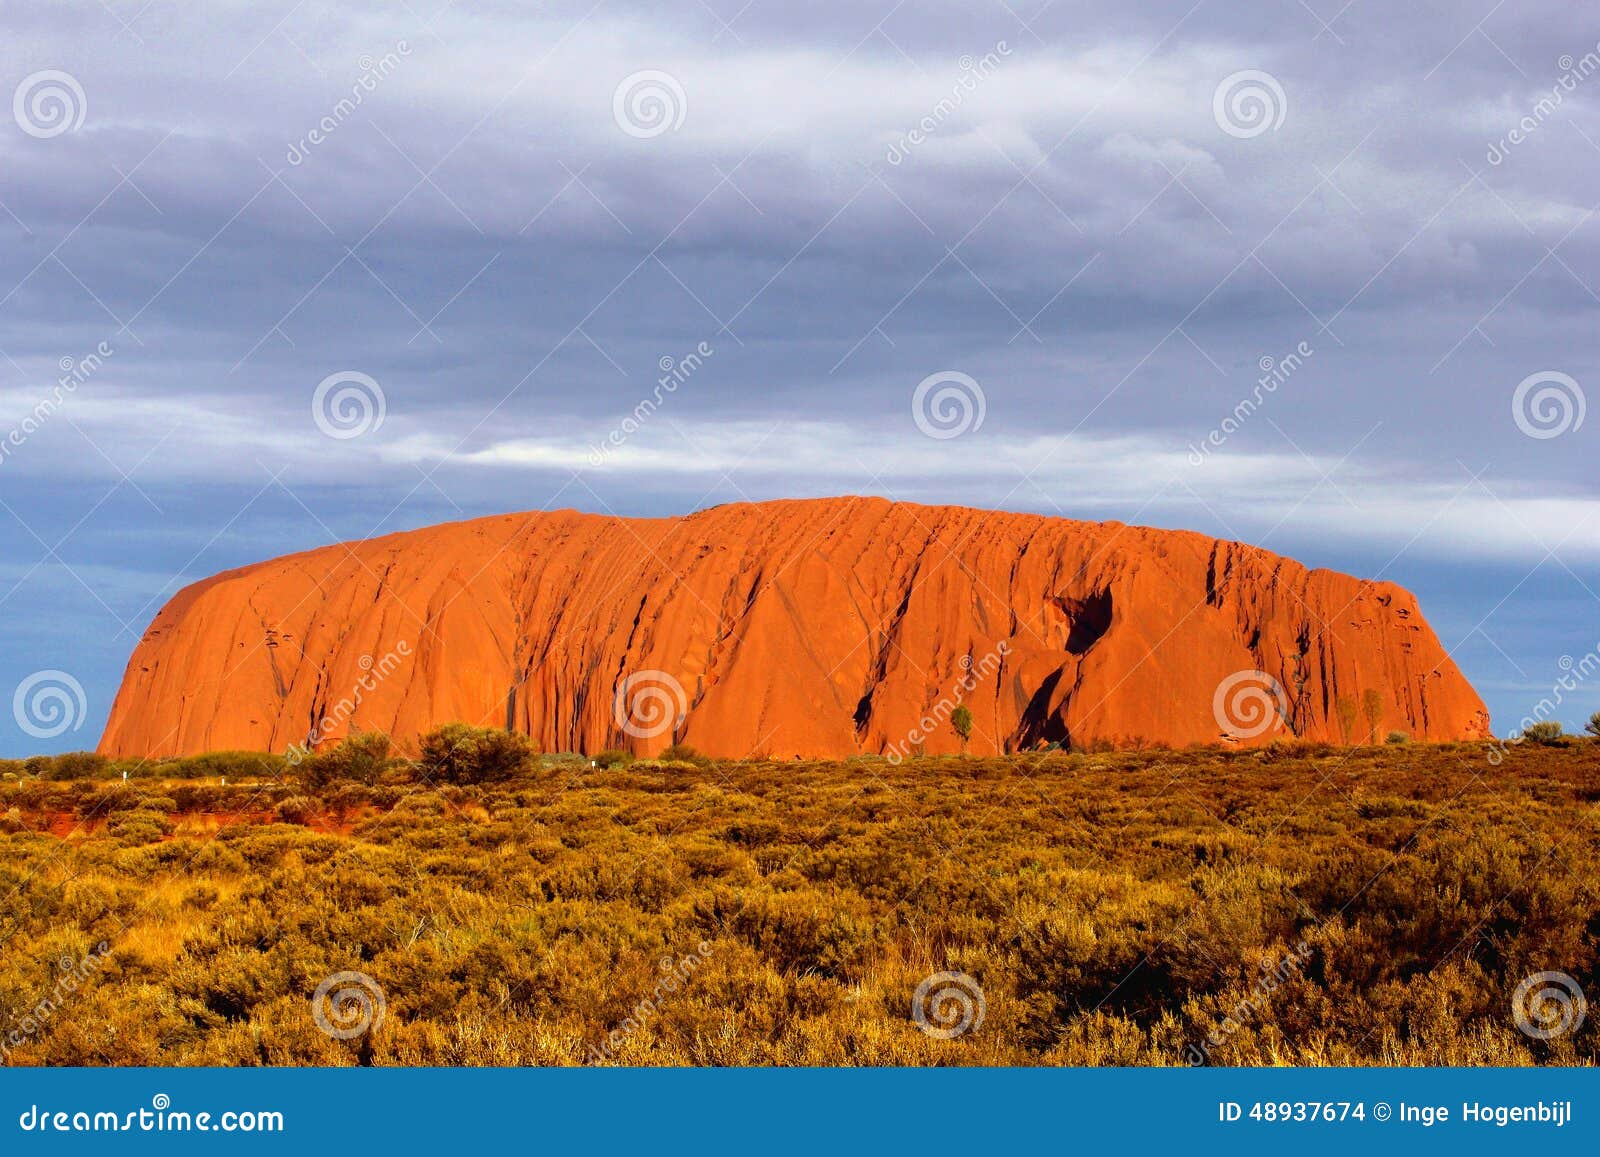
[1,0,1597,750]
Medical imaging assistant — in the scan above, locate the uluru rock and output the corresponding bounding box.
[99,497,1491,760]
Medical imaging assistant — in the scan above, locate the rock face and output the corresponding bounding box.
[99,498,1491,759]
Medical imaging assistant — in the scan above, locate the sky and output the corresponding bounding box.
[0,0,1596,755]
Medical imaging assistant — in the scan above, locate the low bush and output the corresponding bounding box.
[417,724,535,784]
[274,796,317,825]
[1523,721,1564,746]
[300,732,393,790]
[660,744,708,765]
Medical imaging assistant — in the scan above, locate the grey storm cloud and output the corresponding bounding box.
[0,0,1596,751]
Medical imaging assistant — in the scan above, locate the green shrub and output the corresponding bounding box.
[273,796,317,825]
[1385,730,1410,745]
[44,752,110,780]
[1523,721,1564,746]
[105,809,173,845]
[156,750,287,780]
[951,705,974,748]
[660,744,707,765]
[1585,712,1600,739]
[301,732,393,791]
[593,749,634,769]
[417,724,534,784]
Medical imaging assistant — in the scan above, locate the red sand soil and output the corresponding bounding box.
[98,497,1491,759]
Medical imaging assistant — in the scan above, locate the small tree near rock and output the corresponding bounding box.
[951,705,974,752]
[1362,689,1385,744]
[1336,696,1359,745]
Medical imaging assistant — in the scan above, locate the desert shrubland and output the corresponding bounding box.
[0,737,1596,1066]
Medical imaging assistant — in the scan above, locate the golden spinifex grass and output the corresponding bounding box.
[0,740,1596,1065]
